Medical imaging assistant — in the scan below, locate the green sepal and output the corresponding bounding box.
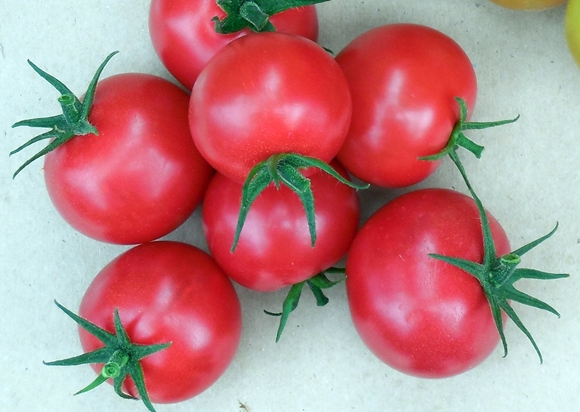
[126,362,156,411]
[213,0,330,34]
[10,51,118,178]
[511,223,560,257]
[44,346,113,367]
[264,269,345,342]
[419,97,519,162]
[307,271,345,306]
[44,300,171,412]
[429,151,569,363]
[264,281,305,343]
[114,376,137,400]
[12,114,69,130]
[231,153,368,252]
[75,373,109,396]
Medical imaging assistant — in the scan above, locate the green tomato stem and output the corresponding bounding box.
[58,94,81,125]
[102,350,130,378]
[213,0,331,34]
[240,1,272,31]
[492,254,521,287]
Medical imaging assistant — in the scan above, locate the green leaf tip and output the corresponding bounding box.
[231,153,368,252]
[430,151,570,363]
[10,51,118,178]
[44,300,171,412]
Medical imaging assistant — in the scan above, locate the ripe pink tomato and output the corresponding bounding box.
[202,162,359,291]
[44,73,214,244]
[346,188,510,378]
[488,0,566,10]
[189,32,352,184]
[149,0,319,90]
[336,24,477,188]
[77,241,242,404]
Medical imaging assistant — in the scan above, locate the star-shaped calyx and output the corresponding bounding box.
[431,151,569,362]
[10,51,118,178]
[44,301,171,412]
[213,0,331,33]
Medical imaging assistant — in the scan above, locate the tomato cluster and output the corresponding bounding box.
[9,1,571,410]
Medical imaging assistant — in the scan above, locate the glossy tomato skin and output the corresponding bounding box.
[189,32,352,184]
[346,189,510,378]
[336,24,477,188]
[566,0,580,68]
[149,0,319,91]
[78,241,242,403]
[488,0,566,10]
[202,163,360,291]
[44,73,214,245]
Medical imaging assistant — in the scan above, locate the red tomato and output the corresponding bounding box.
[77,241,242,403]
[149,0,319,90]
[336,24,477,188]
[189,32,352,184]
[202,162,359,291]
[488,0,566,10]
[346,189,510,378]
[44,73,214,244]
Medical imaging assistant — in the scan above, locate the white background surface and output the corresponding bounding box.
[1,1,579,411]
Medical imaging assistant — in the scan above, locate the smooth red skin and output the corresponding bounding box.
[44,73,215,245]
[202,163,360,292]
[189,32,352,184]
[78,241,242,404]
[336,24,477,188]
[149,0,319,91]
[346,189,510,378]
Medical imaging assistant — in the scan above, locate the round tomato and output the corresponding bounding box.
[189,31,352,184]
[202,162,359,291]
[566,0,580,68]
[149,0,319,90]
[44,73,214,244]
[346,188,510,378]
[76,241,242,404]
[335,24,477,188]
[488,0,566,10]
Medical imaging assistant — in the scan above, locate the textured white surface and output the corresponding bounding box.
[1,1,578,411]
